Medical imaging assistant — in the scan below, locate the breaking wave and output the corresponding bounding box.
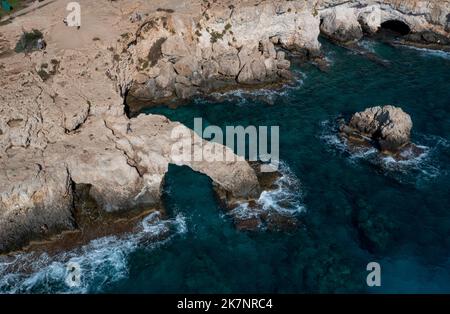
[0,211,187,294]
[229,161,305,227]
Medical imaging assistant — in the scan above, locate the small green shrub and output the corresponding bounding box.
[156,8,174,13]
[37,68,50,81]
[209,30,223,43]
[15,29,45,53]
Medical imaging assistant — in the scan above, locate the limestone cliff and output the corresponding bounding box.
[319,0,450,43]
[0,0,262,253]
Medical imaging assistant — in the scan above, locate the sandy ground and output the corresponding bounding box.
[0,0,202,52]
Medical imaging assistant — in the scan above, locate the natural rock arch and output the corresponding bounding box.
[379,20,411,36]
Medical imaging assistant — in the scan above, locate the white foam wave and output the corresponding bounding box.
[229,162,305,222]
[0,211,186,294]
[358,40,377,54]
[401,45,450,60]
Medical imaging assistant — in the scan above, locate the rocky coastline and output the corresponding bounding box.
[0,0,449,254]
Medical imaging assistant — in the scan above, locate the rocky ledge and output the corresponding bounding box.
[0,0,267,254]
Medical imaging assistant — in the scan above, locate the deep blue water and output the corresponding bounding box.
[1,39,449,293]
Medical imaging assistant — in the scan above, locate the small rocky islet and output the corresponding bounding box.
[339,105,425,160]
[0,0,449,255]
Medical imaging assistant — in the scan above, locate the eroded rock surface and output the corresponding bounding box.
[119,0,322,112]
[340,105,414,153]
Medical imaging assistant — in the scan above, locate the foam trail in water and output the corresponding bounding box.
[400,45,450,60]
[0,211,186,294]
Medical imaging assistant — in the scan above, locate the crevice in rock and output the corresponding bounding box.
[102,119,144,177]
[122,88,132,118]
[70,180,101,229]
[148,37,167,67]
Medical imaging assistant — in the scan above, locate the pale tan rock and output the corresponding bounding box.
[174,56,198,77]
[250,58,267,81]
[175,83,196,99]
[161,35,189,58]
[200,59,220,79]
[0,150,74,253]
[348,105,413,152]
[237,63,253,83]
[147,67,161,78]
[155,61,176,90]
[276,50,286,61]
[175,75,192,86]
[135,73,149,84]
[261,39,277,59]
[264,57,277,76]
[320,6,363,43]
[276,59,291,70]
[216,53,241,77]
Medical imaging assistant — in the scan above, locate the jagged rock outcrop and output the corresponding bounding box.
[117,0,321,112]
[340,105,413,153]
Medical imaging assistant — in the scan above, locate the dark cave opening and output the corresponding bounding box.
[379,20,411,36]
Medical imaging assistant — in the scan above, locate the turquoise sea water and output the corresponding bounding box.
[1,39,449,293]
